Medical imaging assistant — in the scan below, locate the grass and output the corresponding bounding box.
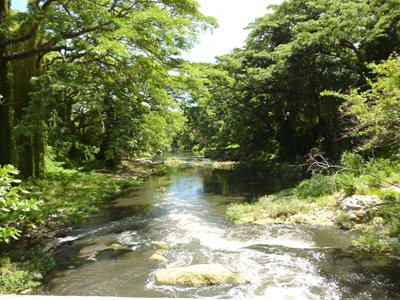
[27,167,140,225]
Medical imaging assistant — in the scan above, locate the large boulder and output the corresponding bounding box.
[155,264,246,286]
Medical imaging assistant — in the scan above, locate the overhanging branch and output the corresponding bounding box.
[0,24,39,48]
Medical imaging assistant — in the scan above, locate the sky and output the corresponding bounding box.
[11,0,27,11]
[10,0,284,63]
[182,0,284,62]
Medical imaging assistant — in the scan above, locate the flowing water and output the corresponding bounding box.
[41,156,400,299]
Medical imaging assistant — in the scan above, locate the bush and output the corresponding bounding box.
[0,165,40,244]
[0,250,55,294]
[226,203,259,222]
[335,212,354,229]
[335,173,359,196]
[0,258,40,294]
[295,174,337,198]
[353,230,397,253]
[340,151,364,171]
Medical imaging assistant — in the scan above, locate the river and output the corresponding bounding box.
[40,155,400,299]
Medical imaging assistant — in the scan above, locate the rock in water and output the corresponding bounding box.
[149,253,168,263]
[78,242,128,261]
[153,241,170,251]
[155,264,246,286]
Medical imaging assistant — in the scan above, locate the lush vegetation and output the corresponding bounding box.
[176,0,400,254]
[0,0,215,178]
[227,153,400,253]
[1,0,400,293]
[0,165,40,243]
[0,1,215,293]
[26,161,142,225]
[0,249,55,294]
[0,159,150,294]
[180,0,400,161]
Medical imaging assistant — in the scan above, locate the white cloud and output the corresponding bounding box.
[183,0,284,63]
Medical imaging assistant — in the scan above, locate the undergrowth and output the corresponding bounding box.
[26,164,140,225]
[0,249,55,294]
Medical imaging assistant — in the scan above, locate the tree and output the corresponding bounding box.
[0,0,214,176]
[183,0,400,161]
[327,55,400,155]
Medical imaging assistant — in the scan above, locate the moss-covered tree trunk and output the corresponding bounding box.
[97,96,120,169]
[11,23,44,178]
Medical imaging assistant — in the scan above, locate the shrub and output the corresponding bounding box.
[335,212,354,229]
[295,174,337,198]
[0,165,40,244]
[226,203,259,222]
[340,151,365,171]
[0,257,40,294]
[353,230,397,253]
[335,173,359,196]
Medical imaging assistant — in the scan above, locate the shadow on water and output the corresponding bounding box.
[39,155,400,299]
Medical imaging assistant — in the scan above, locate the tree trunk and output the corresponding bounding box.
[97,96,119,169]
[0,0,11,167]
[10,22,43,178]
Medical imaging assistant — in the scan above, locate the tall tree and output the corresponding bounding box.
[183,0,400,161]
[0,0,214,176]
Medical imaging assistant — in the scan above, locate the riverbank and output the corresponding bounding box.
[0,159,159,294]
[227,155,400,255]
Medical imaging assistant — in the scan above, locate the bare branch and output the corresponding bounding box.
[294,152,400,189]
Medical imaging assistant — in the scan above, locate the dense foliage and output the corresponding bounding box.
[0,0,215,177]
[328,55,400,155]
[0,165,39,243]
[0,1,400,292]
[180,0,400,161]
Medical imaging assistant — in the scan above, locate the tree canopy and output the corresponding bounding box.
[0,0,215,176]
[1,0,399,177]
[180,0,400,161]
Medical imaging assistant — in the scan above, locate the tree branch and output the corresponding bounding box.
[4,45,68,61]
[40,0,60,10]
[0,24,39,48]
[340,39,363,63]
[3,24,105,61]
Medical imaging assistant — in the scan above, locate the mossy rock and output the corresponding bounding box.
[78,242,128,261]
[155,264,247,287]
[149,253,168,263]
[153,241,170,251]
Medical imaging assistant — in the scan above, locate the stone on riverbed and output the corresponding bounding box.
[339,195,381,211]
[155,264,247,286]
[153,241,170,251]
[78,242,128,261]
[149,253,168,263]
